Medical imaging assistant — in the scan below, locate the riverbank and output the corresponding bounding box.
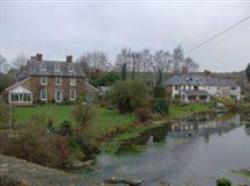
[99,103,213,154]
[0,154,85,186]
[10,103,213,156]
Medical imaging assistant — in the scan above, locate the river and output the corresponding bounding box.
[82,114,250,186]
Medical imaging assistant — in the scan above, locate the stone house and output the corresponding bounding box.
[163,74,241,103]
[6,54,99,106]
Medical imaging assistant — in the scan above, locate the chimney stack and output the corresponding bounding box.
[66,55,73,63]
[36,53,43,61]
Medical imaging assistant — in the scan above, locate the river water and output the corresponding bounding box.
[83,114,250,186]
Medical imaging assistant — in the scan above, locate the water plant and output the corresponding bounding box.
[216,177,231,186]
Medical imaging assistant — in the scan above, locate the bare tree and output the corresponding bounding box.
[77,55,91,77]
[172,46,184,73]
[140,49,153,81]
[12,54,28,70]
[0,54,9,73]
[116,48,132,79]
[86,51,109,71]
[182,57,199,72]
[153,50,172,85]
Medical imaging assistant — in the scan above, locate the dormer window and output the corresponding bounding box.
[55,63,60,72]
[41,63,47,72]
[68,64,73,72]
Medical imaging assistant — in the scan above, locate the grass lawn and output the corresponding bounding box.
[13,104,135,136]
[13,103,211,138]
[169,103,212,119]
[13,104,75,125]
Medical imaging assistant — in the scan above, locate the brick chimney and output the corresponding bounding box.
[36,53,43,61]
[66,55,73,63]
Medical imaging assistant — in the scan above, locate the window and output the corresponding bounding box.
[41,63,47,72]
[41,77,47,85]
[40,89,47,100]
[55,63,60,72]
[11,94,19,101]
[68,64,73,72]
[70,78,76,86]
[174,85,179,90]
[23,94,31,101]
[55,89,63,103]
[69,89,76,100]
[55,77,62,86]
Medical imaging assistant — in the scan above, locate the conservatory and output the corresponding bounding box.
[8,85,33,105]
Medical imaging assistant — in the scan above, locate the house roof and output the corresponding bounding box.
[6,78,31,92]
[9,85,32,94]
[27,59,86,78]
[84,82,101,93]
[163,74,237,87]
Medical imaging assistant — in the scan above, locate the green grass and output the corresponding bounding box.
[169,103,211,119]
[13,104,75,125]
[13,104,135,136]
[12,103,211,140]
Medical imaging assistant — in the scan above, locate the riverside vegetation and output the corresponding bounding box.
[0,80,213,169]
[1,80,250,186]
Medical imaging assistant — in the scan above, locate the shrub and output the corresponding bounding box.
[70,134,100,158]
[152,98,169,116]
[153,86,166,98]
[58,120,72,136]
[244,93,250,102]
[216,178,231,186]
[72,102,94,130]
[135,107,151,123]
[0,118,73,168]
[0,100,11,129]
[111,80,148,113]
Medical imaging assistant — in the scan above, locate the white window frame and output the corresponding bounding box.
[40,77,48,85]
[41,63,47,72]
[69,89,76,101]
[68,64,73,72]
[55,89,63,103]
[70,78,76,86]
[55,63,60,72]
[55,77,62,86]
[40,89,47,101]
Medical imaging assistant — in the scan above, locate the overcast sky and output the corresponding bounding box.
[0,0,250,72]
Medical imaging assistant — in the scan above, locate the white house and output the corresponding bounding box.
[163,74,241,103]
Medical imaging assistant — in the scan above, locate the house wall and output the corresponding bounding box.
[29,76,86,103]
[168,84,241,101]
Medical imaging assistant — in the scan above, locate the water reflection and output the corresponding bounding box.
[83,114,250,186]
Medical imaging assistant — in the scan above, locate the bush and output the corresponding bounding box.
[0,100,11,129]
[70,134,100,158]
[72,102,94,130]
[135,107,151,123]
[58,120,72,136]
[152,98,169,116]
[245,93,250,102]
[153,86,166,98]
[91,71,120,87]
[0,118,73,168]
[111,80,148,113]
[216,178,231,186]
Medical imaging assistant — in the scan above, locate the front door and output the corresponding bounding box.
[55,90,63,103]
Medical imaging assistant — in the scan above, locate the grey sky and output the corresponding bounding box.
[0,0,250,72]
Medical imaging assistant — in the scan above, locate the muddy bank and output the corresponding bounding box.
[0,154,90,186]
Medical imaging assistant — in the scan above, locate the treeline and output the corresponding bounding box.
[77,46,199,85]
[0,46,198,91]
